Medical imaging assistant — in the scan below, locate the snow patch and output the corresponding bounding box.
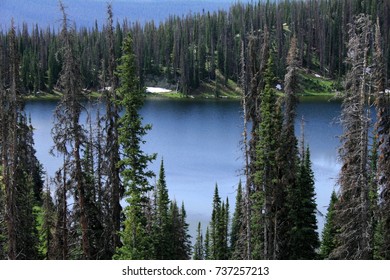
[146,87,172,93]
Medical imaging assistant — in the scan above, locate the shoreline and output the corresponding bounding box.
[24,90,336,102]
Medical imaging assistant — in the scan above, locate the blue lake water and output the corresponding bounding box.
[25,96,343,238]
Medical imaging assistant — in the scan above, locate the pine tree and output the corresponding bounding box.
[154,159,171,259]
[14,115,42,259]
[81,129,105,259]
[220,198,229,259]
[230,180,243,259]
[204,226,210,260]
[0,19,42,260]
[210,184,221,259]
[37,182,56,259]
[114,33,156,260]
[52,167,68,260]
[179,203,192,259]
[282,35,303,259]
[320,191,338,259]
[288,147,319,259]
[168,201,191,260]
[193,222,204,260]
[252,54,284,260]
[208,184,230,259]
[47,40,60,93]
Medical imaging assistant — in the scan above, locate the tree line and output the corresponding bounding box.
[1,0,390,96]
[1,0,390,260]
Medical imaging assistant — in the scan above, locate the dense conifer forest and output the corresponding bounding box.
[1,0,390,260]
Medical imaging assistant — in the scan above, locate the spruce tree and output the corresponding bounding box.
[14,115,42,259]
[0,19,42,260]
[252,54,284,260]
[52,167,69,260]
[81,132,105,259]
[230,180,243,259]
[179,203,192,259]
[288,147,319,259]
[154,159,171,259]
[114,33,156,260]
[320,191,338,259]
[220,198,229,259]
[210,184,221,259]
[282,35,303,259]
[37,182,56,259]
[168,201,191,260]
[193,222,204,260]
[204,227,210,260]
[208,184,230,259]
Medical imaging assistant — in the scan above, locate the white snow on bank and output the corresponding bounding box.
[146,87,172,93]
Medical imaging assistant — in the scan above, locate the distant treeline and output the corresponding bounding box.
[0,0,390,96]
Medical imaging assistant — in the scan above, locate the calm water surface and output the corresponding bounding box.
[25,97,342,237]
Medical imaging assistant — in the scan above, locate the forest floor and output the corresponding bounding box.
[147,70,339,100]
[24,70,338,101]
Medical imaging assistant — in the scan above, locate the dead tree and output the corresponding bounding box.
[51,1,90,259]
[331,14,373,260]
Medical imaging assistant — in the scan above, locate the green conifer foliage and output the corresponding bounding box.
[252,55,284,260]
[204,226,210,260]
[288,147,319,259]
[37,184,56,259]
[210,184,221,259]
[230,180,243,258]
[320,191,338,259]
[206,184,231,260]
[193,222,204,260]
[154,159,171,259]
[168,201,191,260]
[114,34,156,260]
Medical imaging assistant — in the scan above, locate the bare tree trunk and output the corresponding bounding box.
[105,3,122,254]
[240,39,251,260]
[62,162,68,260]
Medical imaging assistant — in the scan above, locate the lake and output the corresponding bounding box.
[25,96,342,239]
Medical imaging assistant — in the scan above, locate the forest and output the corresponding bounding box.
[0,0,390,260]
